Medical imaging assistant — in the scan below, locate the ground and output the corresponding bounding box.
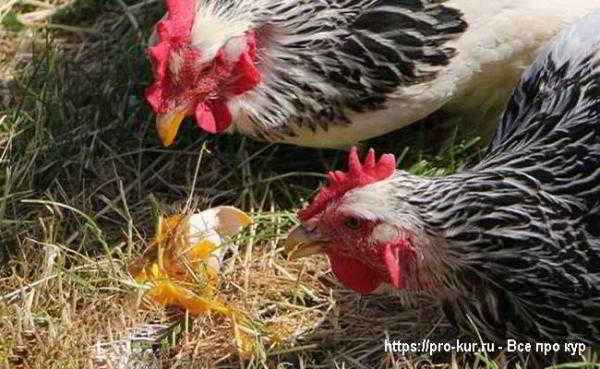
[0,1,596,369]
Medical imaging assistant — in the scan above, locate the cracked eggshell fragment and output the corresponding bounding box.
[129,205,252,296]
[185,206,253,273]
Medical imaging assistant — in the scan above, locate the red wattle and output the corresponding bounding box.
[383,240,415,289]
[383,243,404,288]
[195,103,216,133]
[195,100,232,133]
[328,252,383,294]
[209,99,233,131]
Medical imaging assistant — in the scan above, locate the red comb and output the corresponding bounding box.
[298,147,396,221]
[160,0,195,43]
[145,0,195,112]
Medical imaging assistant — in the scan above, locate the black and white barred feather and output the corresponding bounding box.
[244,0,467,140]
[186,0,600,147]
[387,9,600,344]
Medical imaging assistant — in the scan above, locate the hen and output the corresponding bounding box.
[286,9,600,346]
[146,0,600,148]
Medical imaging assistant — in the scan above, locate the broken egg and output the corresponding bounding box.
[128,206,290,359]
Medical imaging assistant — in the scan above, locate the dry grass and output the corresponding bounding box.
[1,1,598,369]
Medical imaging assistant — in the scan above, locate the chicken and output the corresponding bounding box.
[286,9,600,345]
[146,0,600,148]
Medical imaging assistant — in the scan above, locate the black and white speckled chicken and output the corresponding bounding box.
[287,9,600,346]
[146,0,600,148]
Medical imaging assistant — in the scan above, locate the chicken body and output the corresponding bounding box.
[148,0,600,148]
[287,9,600,344]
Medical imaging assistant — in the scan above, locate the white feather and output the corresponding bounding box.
[190,1,254,63]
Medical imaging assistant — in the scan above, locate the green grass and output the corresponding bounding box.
[1,1,598,369]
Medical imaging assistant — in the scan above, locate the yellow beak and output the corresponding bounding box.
[285,224,328,260]
[156,110,187,146]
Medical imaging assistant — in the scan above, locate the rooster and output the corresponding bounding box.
[286,9,600,346]
[146,0,600,148]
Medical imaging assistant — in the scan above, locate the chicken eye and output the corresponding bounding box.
[343,216,362,230]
